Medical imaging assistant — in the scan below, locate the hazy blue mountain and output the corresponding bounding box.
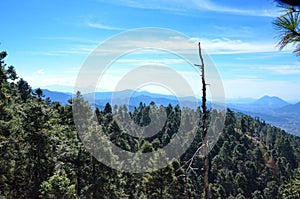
[42,88,299,136]
[252,95,289,108]
[93,91,200,109]
[228,98,299,136]
[92,90,178,102]
[42,89,200,108]
[226,97,257,104]
[228,95,290,113]
[42,89,72,105]
[279,101,300,114]
[226,96,300,135]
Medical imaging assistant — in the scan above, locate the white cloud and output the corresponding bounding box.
[39,36,99,44]
[99,0,278,17]
[192,37,281,54]
[102,34,288,55]
[210,25,255,38]
[35,31,290,57]
[190,0,277,17]
[36,69,45,75]
[87,22,124,30]
[74,36,281,58]
[23,68,79,90]
[262,64,300,75]
[37,45,97,56]
[106,0,186,12]
[115,58,186,65]
[25,75,76,89]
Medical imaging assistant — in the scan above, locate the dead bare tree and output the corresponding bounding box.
[185,42,210,198]
[198,42,209,199]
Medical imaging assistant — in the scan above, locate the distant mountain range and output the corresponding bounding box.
[41,89,300,136]
[227,96,290,113]
[228,96,300,136]
[42,89,72,106]
[42,89,201,108]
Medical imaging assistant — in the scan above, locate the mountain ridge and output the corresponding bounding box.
[252,95,290,108]
[42,89,299,136]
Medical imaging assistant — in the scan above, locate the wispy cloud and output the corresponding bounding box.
[53,45,96,55]
[39,36,99,44]
[87,22,124,30]
[116,35,288,55]
[210,25,255,38]
[24,74,76,89]
[262,64,300,75]
[116,58,186,66]
[27,44,97,56]
[190,0,277,17]
[99,0,278,17]
[84,35,281,57]
[32,35,290,57]
[36,69,45,75]
[191,37,292,54]
[89,0,186,14]
[45,38,288,57]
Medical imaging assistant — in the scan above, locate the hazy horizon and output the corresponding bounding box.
[39,85,299,104]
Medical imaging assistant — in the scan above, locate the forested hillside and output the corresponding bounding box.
[1,51,300,198]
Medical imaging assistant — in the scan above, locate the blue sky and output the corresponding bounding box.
[1,0,300,102]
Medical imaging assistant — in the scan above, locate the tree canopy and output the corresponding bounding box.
[0,51,300,198]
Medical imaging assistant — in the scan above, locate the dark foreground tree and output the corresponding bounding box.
[275,0,300,7]
[274,1,300,55]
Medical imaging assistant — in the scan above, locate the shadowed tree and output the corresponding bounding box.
[34,88,44,99]
[275,0,300,6]
[273,1,300,55]
[17,78,32,102]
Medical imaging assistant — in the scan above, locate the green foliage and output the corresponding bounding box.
[0,52,300,198]
[273,3,300,56]
[279,168,300,198]
[40,171,77,199]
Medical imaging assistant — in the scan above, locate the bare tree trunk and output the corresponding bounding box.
[198,42,209,199]
[185,42,210,198]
